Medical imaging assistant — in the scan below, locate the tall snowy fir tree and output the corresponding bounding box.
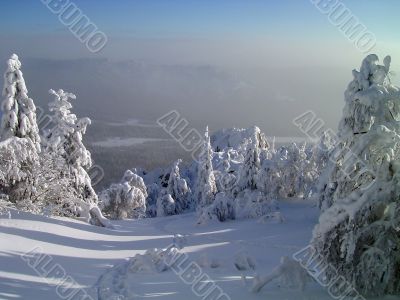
[258,149,280,200]
[1,54,41,152]
[312,54,400,296]
[195,126,217,208]
[0,54,41,206]
[44,89,98,216]
[238,126,263,190]
[284,142,308,198]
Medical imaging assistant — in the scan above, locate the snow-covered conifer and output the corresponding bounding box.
[0,54,41,207]
[194,126,217,208]
[257,151,280,200]
[280,143,307,197]
[167,159,190,213]
[44,89,97,214]
[312,54,400,296]
[1,54,41,152]
[238,126,263,190]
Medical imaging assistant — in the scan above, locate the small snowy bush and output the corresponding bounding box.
[234,190,277,220]
[197,192,235,224]
[156,190,176,217]
[100,170,147,219]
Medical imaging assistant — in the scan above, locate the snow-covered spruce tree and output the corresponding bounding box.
[269,142,314,199]
[44,90,76,149]
[281,143,308,198]
[297,150,317,199]
[271,146,289,197]
[167,159,190,213]
[306,131,335,200]
[238,126,264,191]
[0,54,42,207]
[146,182,160,217]
[1,54,41,152]
[294,143,318,199]
[44,89,98,217]
[257,149,281,200]
[100,170,147,219]
[194,127,217,208]
[312,54,400,297]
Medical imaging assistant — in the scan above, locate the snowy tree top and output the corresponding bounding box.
[6,54,21,72]
[1,54,41,151]
[49,89,77,100]
[339,54,400,138]
[346,54,393,97]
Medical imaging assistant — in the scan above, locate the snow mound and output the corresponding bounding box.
[251,256,310,293]
[97,246,181,299]
[258,211,285,224]
[234,251,256,271]
[173,233,187,249]
[196,253,222,269]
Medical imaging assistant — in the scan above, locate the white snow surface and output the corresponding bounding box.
[0,200,392,300]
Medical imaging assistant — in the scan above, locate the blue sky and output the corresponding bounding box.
[1,1,398,39]
[0,0,398,66]
[0,1,400,134]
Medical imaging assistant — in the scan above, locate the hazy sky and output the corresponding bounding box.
[1,0,400,136]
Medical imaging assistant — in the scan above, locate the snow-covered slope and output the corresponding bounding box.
[0,201,392,300]
[0,201,307,299]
